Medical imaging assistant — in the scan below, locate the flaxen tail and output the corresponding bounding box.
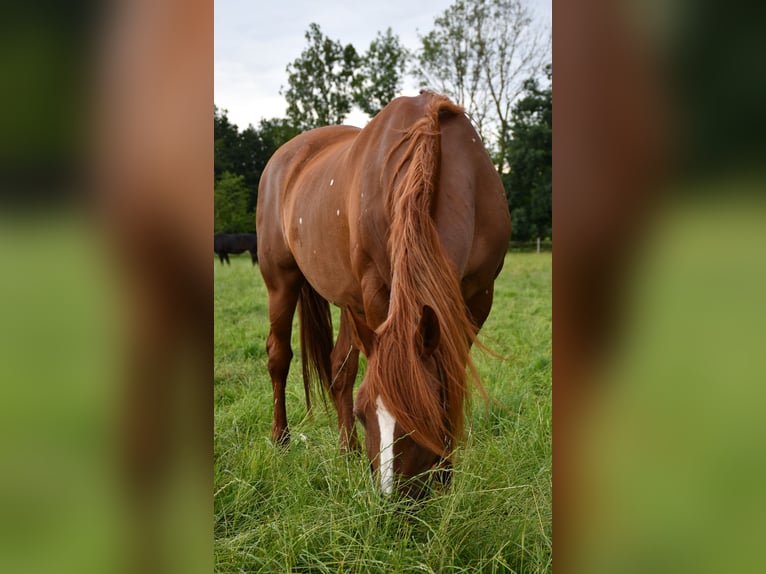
[298,282,334,412]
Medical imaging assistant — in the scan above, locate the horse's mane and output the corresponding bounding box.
[366,92,485,456]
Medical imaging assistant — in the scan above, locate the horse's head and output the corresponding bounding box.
[347,306,453,499]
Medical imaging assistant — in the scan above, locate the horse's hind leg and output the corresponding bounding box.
[331,311,360,452]
[264,269,304,446]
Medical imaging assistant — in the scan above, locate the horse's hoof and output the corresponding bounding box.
[271,428,290,448]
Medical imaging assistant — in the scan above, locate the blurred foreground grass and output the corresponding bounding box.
[0,212,211,574]
[577,186,766,573]
[0,213,120,574]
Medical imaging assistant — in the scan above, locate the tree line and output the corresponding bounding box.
[215,0,551,243]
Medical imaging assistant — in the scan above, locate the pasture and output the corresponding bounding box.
[214,252,551,573]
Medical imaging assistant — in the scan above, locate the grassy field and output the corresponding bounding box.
[214,252,551,573]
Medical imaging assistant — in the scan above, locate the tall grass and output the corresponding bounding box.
[214,253,551,573]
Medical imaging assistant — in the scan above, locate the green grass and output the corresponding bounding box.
[214,252,551,573]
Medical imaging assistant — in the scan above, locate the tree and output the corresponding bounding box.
[214,106,242,181]
[504,64,551,242]
[256,117,301,158]
[214,104,303,227]
[215,107,263,213]
[214,171,253,233]
[282,23,359,129]
[240,118,301,210]
[416,1,489,133]
[415,0,549,171]
[354,28,409,118]
[237,125,267,211]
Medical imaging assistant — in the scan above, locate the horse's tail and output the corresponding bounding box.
[372,92,487,456]
[298,282,334,412]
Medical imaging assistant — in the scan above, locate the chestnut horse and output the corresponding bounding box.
[257,92,510,497]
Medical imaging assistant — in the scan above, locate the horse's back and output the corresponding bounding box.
[260,125,359,186]
[257,125,361,296]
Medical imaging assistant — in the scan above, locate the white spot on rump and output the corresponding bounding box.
[376,397,396,495]
[299,217,302,225]
[336,209,340,216]
[330,178,334,186]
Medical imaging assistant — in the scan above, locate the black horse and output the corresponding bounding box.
[214,232,258,265]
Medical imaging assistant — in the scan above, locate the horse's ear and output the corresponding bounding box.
[417,305,440,359]
[346,308,376,356]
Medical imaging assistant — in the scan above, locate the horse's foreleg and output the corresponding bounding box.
[265,274,302,446]
[331,312,361,452]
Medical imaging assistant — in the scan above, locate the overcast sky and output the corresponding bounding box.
[214,0,551,130]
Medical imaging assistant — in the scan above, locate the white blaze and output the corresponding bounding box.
[376,397,396,495]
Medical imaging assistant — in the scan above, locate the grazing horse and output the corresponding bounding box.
[214,232,258,265]
[257,92,510,498]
